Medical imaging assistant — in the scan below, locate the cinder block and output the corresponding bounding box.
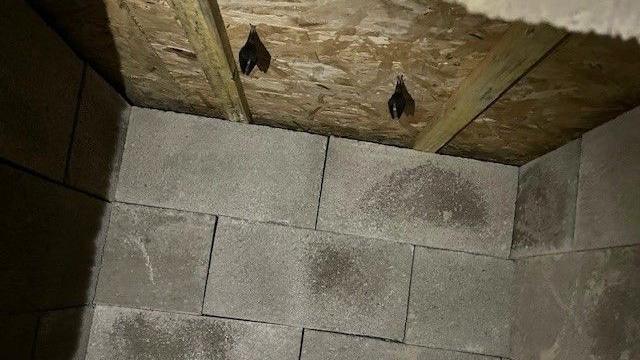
[116,107,326,228]
[575,107,640,249]
[34,306,94,360]
[95,203,216,314]
[86,305,301,360]
[301,330,499,360]
[511,246,640,359]
[0,0,83,180]
[67,67,130,200]
[317,137,517,257]
[203,218,412,340]
[405,247,514,356]
[512,140,581,258]
[0,313,39,360]
[0,165,110,312]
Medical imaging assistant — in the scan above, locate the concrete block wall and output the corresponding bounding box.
[99,107,516,359]
[1,2,638,359]
[510,107,640,359]
[0,1,130,359]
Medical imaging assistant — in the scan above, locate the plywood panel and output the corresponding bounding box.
[219,0,509,146]
[30,0,222,117]
[441,33,640,164]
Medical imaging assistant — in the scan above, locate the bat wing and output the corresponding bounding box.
[255,34,271,73]
[401,84,415,117]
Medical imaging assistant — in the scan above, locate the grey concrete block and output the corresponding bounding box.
[512,140,581,258]
[34,306,94,360]
[86,305,301,360]
[575,107,640,250]
[511,246,640,360]
[405,247,514,356]
[203,218,412,340]
[317,137,518,258]
[0,313,38,360]
[301,330,499,360]
[116,107,326,228]
[0,0,83,180]
[0,165,110,312]
[95,203,216,314]
[67,67,131,200]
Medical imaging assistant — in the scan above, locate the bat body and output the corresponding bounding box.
[388,75,415,119]
[239,25,271,76]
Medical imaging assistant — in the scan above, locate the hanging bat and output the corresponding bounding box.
[388,75,415,119]
[239,24,271,76]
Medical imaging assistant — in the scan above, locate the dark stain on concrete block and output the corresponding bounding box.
[109,311,233,359]
[512,247,640,359]
[512,140,580,257]
[86,306,301,360]
[361,162,488,228]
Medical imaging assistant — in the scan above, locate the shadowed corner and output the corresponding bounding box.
[0,0,128,358]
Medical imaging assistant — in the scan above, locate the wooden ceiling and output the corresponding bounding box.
[30,0,640,165]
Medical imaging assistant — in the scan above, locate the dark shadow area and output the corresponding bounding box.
[1,0,126,359]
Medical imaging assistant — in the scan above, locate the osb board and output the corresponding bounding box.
[29,0,223,118]
[219,0,509,146]
[441,33,640,165]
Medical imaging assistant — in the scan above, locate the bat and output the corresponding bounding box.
[239,24,271,76]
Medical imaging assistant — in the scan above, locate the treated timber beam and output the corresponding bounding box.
[169,0,251,122]
[413,23,567,152]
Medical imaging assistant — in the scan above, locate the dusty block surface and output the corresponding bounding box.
[575,107,640,249]
[86,306,301,360]
[511,246,640,360]
[0,313,38,359]
[204,218,412,340]
[301,330,499,360]
[512,140,581,258]
[34,306,94,360]
[405,247,514,356]
[317,137,517,257]
[116,107,326,228]
[95,203,216,313]
[67,67,130,200]
[0,165,110,312]
[0,0,83,180]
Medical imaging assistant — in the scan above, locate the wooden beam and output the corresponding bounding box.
[413,23,567,152]
[168,0,251,122]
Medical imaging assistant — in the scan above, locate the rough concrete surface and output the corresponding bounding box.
[0,164,110,312]
[512,140,580,258]
[317,137,517,258]
[116,107,326,228]
[0,0,83,180]
[301,330,499,360]
[204,218,413,340]
[452,0,640,42]
[67,67,131,200]
[34,306,94,360]
[405,247,514,356]
[574,107,640,250]
[86,305,302,360]
[511,246,640,360]
[95,203,216,314]
[0,313,39,359]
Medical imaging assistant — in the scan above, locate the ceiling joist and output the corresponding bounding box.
[168,0,251,123]
[413,23,567,152]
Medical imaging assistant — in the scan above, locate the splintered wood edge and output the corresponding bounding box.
[413,23,567,152]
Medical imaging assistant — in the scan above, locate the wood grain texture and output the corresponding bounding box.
[441,33,640,164]
[219,0,509,146]
[29,0,217,116]
[169,0,251,122]
[413,22,566,152]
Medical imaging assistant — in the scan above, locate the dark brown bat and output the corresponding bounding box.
[239,24,271,76]
[388,75,415,119]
